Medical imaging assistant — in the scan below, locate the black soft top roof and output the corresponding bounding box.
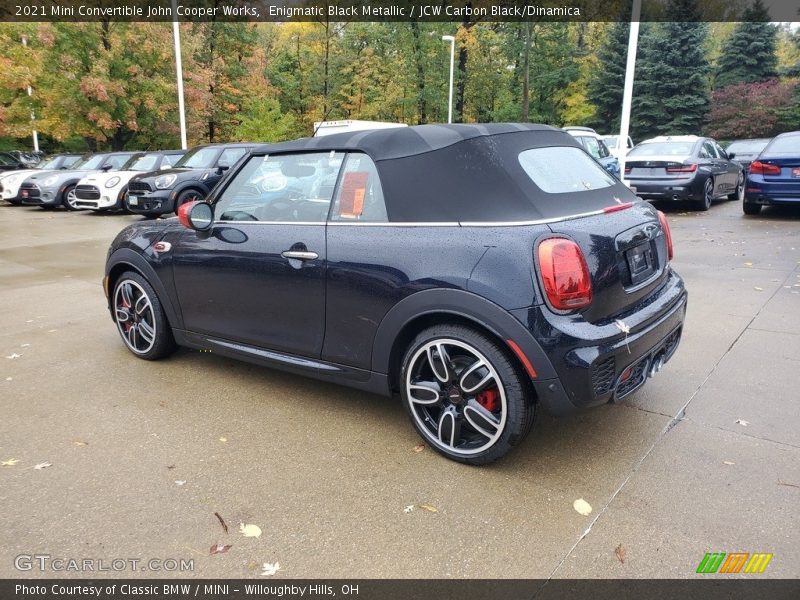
[253,123,565,161]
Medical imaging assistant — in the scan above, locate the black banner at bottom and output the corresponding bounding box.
[3,579,800,600]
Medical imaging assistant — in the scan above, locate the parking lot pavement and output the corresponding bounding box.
[0,201,798,579]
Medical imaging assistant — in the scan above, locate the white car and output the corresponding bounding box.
[601,135,635,159]
[0,154,83,205]
[73,150,185,211]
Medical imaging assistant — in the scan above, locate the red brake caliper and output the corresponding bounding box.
[476,388,498,412]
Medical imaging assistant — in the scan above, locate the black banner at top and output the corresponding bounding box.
[1,0,799,23]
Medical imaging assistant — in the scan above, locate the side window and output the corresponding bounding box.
[713,143,728,159]
[162,154,180,167]
[218,148,247,168]
[698,143,711,159]
[597,140,610,158]
[702,141,718,159]
[582,137,602,159]
[330,153,387,222]
[105,154,133,169]
[215,152,344,223]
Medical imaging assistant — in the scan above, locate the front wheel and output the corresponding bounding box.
[174,189,204,215]
[400,325,535,465]
[62,185,79,211]
[112,271,176,360]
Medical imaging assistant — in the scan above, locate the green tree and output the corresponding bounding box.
[631,0,710,140]
[234,97,295,143]
[713,0,778,89]
[586,22,629,131]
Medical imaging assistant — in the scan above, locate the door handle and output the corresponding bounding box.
[281,250,318,261]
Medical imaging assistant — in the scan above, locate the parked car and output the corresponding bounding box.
[73,150,185,212]
[565,128,621,178]
[726,138,771,172]
[125,143,253,218]
[624,135,743,211]
[0,152,28,172]
[601,134,634,159]
[0,153,83,205]
[20,152,138,210]
[104,124,686,464]
[743,131,800,215]
[5,150,44,167]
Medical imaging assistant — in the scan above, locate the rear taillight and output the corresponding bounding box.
[538,238,592,311]
[749,160,780,175]
[624,165,632,174]
[665,163,698,173]
[657,210,673,261]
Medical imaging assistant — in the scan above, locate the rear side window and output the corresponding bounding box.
[518,147,615,194]
[161,154,182,167]
[330,153,387,222]
[104,154,136,169]
[218,148,248,168]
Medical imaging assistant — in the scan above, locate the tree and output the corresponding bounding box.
[586,22,629,131]
[234,97,295,143]
[631,0,710,140]
[707,79,797,138]
[713,0,778,89]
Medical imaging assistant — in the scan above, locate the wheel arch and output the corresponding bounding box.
[372,288,556,393]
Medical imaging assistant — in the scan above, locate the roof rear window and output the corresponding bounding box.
[518,146,615,194]
[629,142,693,156]
[765,135,800,155]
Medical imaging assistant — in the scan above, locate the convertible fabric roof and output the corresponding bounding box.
[253,123,564,161]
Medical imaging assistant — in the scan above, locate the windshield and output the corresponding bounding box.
[174,147,221,169]
[629,142,694,157]
[603,136,619,147]
[728,140,770,154]
[73,154,107,170]
[39,156,64,169]
[124,153,161,171]
[763,136,799,156]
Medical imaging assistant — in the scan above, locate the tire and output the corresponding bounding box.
[728,172,744,201]
[112,271,177,360]
[174,189,204,215]
[695,178,713,211]
[61,184,79,211]
[400,324,535,465]
[743,202,762,216]
[141,212,159,220]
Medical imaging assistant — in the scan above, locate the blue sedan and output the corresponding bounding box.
[744,131,800,215]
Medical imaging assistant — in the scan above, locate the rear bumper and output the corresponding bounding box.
[514,269,687,416]
[629,178,699,201]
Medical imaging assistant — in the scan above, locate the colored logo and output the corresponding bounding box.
[696,552,773,574]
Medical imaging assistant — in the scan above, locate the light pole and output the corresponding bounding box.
[442,35,455,124]
[20,34,39,152]
[618,0,642,185]
[171,0,188,150]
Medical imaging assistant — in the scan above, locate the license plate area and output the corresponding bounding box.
[792,167,800,178]
[625,242,656,286]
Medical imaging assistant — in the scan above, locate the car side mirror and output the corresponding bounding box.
[101,164,113,172]
[178,201,214,232]
[727,152,735,159]
[216,165,230,175]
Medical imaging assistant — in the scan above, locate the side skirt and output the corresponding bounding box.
[172,329,392,397]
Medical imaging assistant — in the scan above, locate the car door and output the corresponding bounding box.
[172,151,344,358]
[699,140,727,195]
[713,141,739,189]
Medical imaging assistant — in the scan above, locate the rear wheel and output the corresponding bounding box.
[743,201,762,216]
[112,271,176,360]
[400,325,535,464]
[695,178,713,211]
[728,172,744,200]
[62,185,79,211]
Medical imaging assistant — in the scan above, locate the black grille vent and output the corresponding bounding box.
[128,181,152,193]
[591,356,616,396]
[75,185,100,200]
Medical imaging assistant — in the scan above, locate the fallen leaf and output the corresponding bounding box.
[573,498,592,516]
[418,504,438,513]
[412,443,425,453]
[219,437,228,443]
[754,287,764,291]
[20,343,30,348]
[5,353,21,360]
[33,462,51,470]
[614,543,626,564]
[47,329,57,333]
[5,377,12,382]
[1,458,20,467]
[614,320,630,335]
[209,543,232,555]
[722,460,735,466]
[744,262,753,267]
[735,419,749,427]
[403,505,414,513]
[73,440,88,446]
[166,464,175,469]
[174,480,187,486]
[261,562,281,576]
[777,480,800,489]
[214,512,229,534]
[239,523,262,538]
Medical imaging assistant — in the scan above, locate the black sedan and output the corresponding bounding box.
[104,124,686,464]
[625,136,743,211]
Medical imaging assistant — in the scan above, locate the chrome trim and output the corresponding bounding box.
[281,250,319,261]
